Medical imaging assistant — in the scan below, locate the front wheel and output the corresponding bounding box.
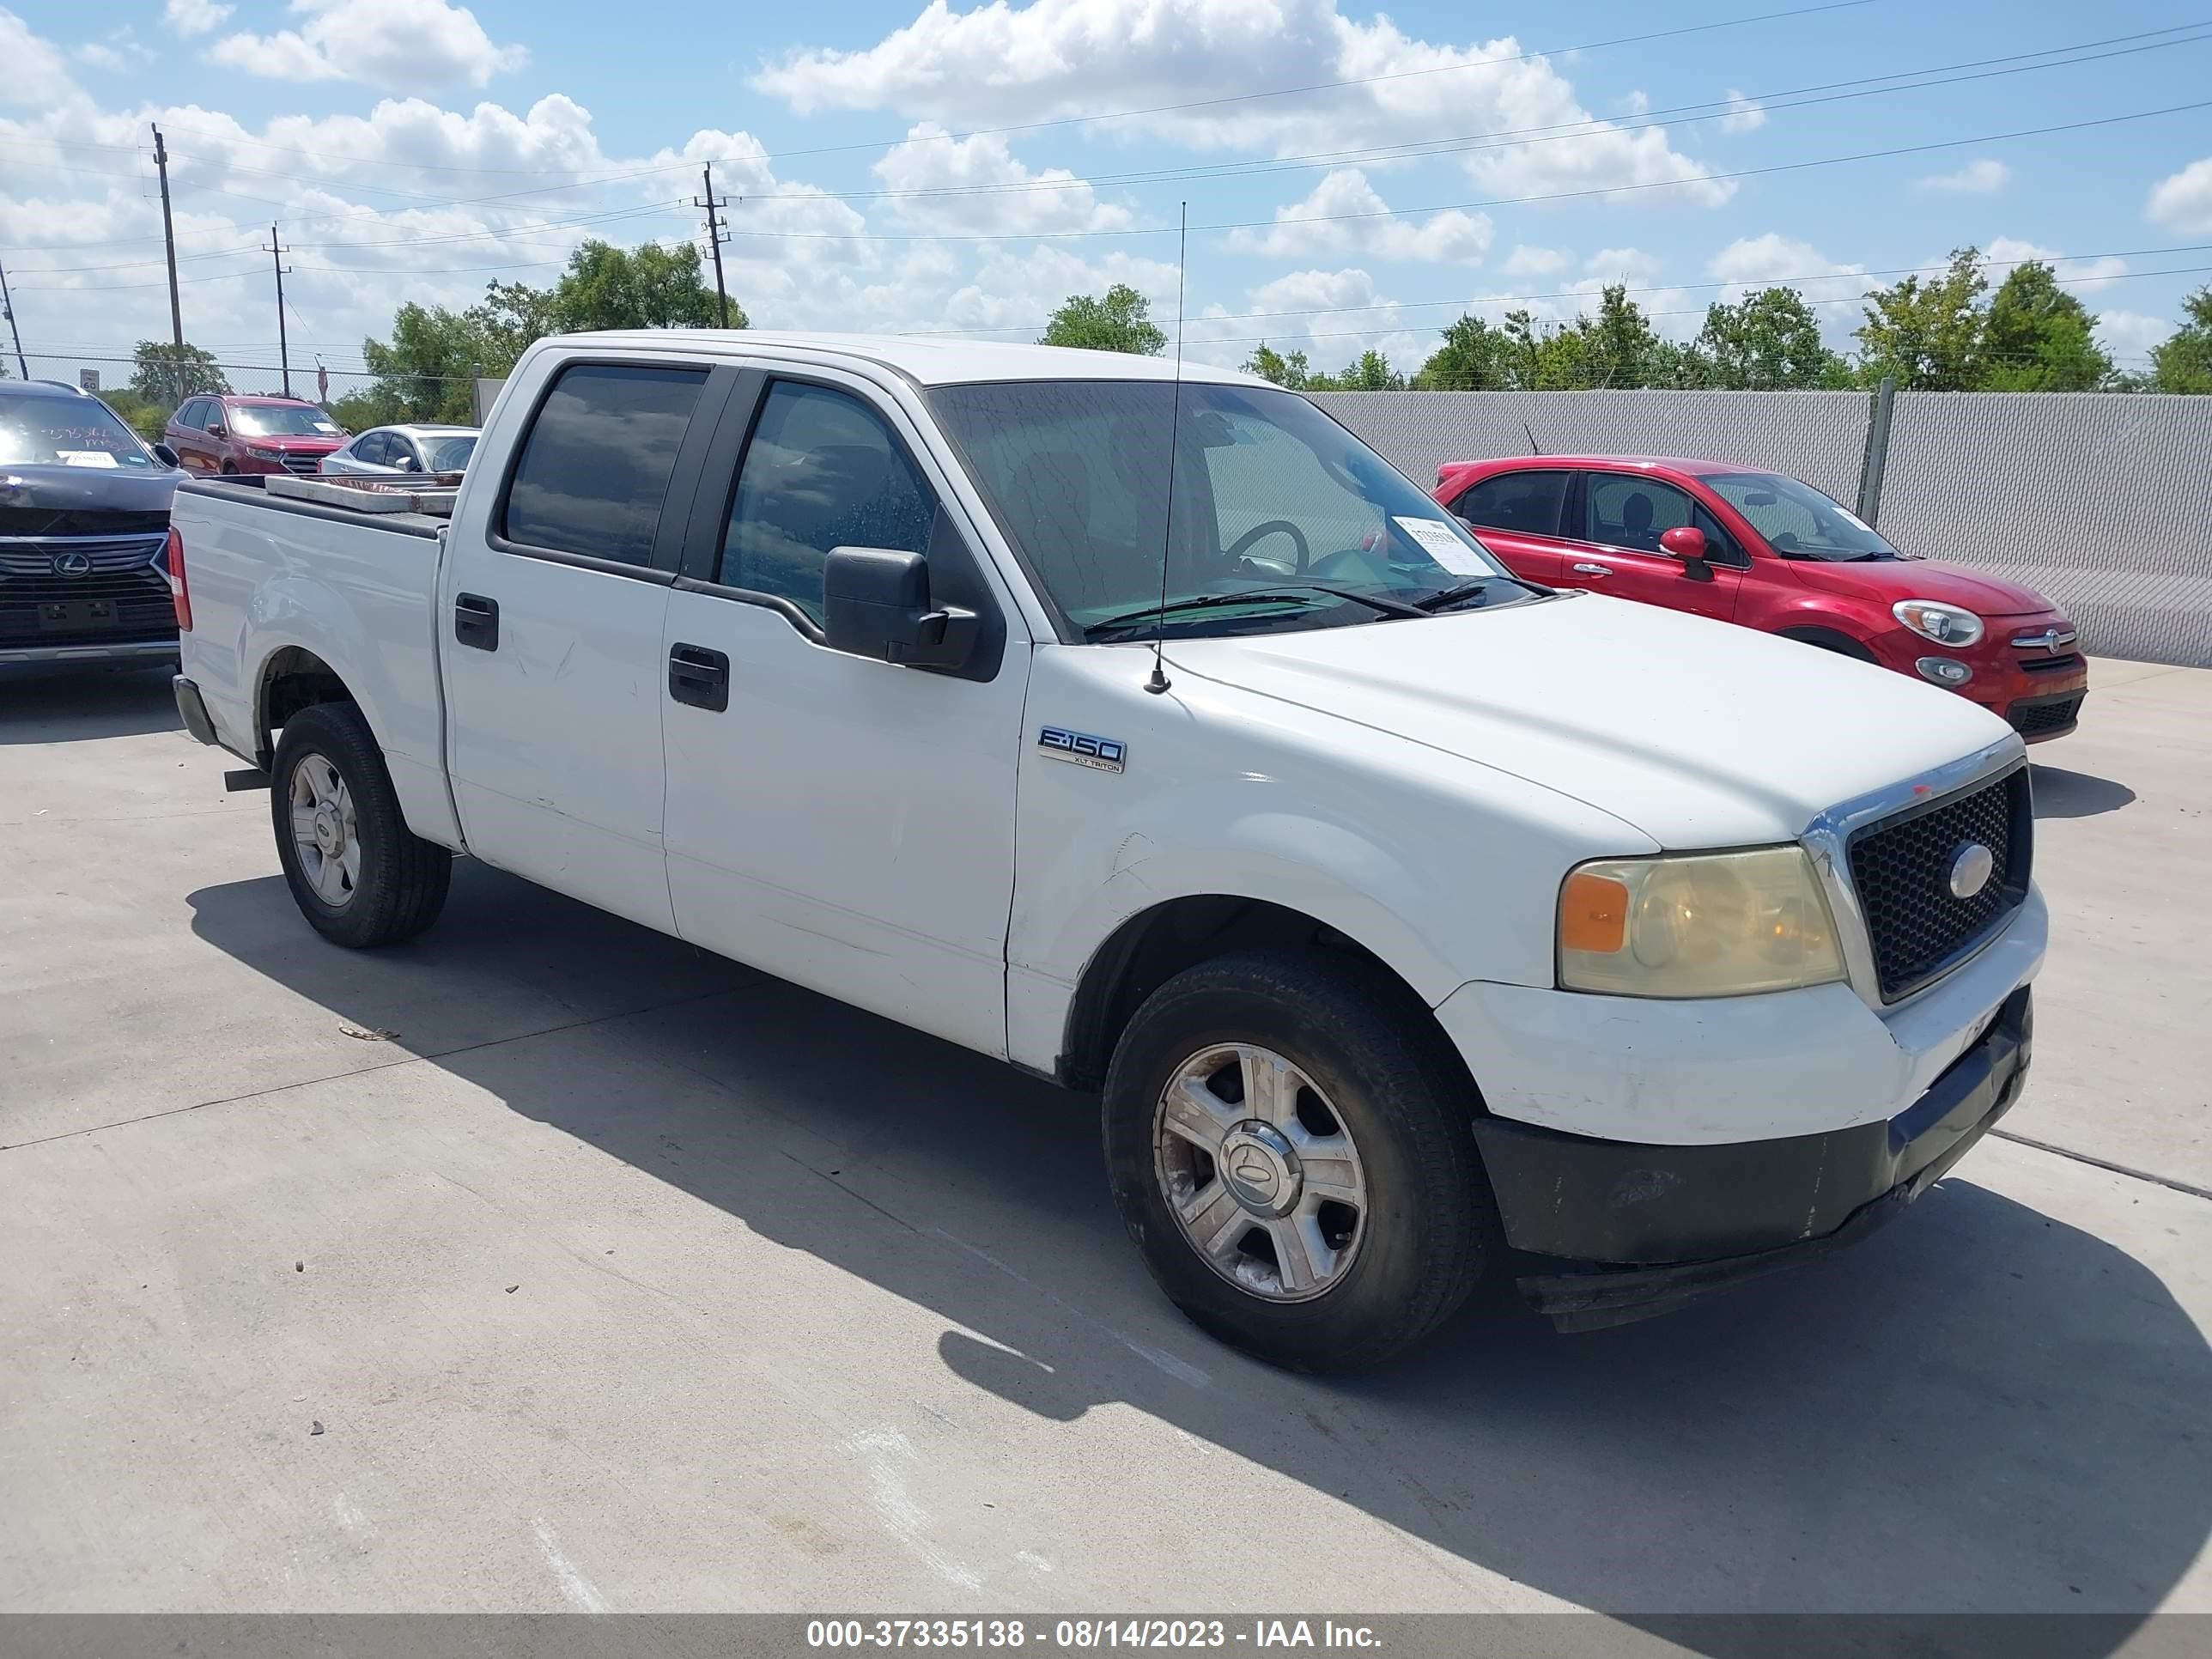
[270,701,451,948]
[1102,950,1493,1372]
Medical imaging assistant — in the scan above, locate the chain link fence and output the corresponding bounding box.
[1314,389,2212,668]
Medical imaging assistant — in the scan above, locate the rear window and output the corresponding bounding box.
[1453,470,1568,536]
[501,363,708,564]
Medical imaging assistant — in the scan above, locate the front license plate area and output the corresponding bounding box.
[39,600,118,635]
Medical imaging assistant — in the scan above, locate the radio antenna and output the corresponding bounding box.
[1145,202,1188,696]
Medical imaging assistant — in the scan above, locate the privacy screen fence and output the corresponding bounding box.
[1311,389,2212,669]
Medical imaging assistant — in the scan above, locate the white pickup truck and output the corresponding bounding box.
[169,331,2044,1370]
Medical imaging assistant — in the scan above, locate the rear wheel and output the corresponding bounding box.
[1103,949,1493,1372]
[270,702,450,948]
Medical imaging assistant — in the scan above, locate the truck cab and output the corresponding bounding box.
[167,334,2046,1370]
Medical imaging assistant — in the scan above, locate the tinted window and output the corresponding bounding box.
[354,433,390,465]
[1583,475,1739,562]
[1455,471,1568,536]
[423,434,477,472]
[503,363,708,564]
[719,381,935,622]
[1705,471,1900,562]
[178,400,206,429]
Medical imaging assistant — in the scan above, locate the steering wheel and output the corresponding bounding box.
[1226,519,1311,572]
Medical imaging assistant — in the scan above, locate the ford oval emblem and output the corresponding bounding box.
[1948,842,1995,900]
[52,550,93,578]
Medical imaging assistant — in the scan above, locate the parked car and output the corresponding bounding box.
[165,395,347,477]
[168,332,2042,1371]
[1,378,184,668]
[321,424,480,478]
[1436,455,2088,742]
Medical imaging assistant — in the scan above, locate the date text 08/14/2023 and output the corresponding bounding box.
[805,1618,1382,1649]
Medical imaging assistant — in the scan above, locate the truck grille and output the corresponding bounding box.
[1846,769,2031,1002]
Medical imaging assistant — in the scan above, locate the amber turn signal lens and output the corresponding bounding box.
[1559,872,1629,955]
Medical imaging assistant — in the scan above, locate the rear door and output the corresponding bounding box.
[173,401,213,472]
[1554,470,1746,623]
[439,356,736,934]
[657,367,1028,1056]
[1442,468,1573,583]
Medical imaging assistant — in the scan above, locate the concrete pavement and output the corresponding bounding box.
[1,660,2206,1632]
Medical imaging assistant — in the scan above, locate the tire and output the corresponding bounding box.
[270,701,451,948]
[1102,948,1493,1373]
[220,461,237,476]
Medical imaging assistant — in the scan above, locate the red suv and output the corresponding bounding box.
[164,395,347,477]
[1435,455,2087,742]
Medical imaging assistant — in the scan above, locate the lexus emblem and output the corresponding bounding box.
[1948,842,1995,900]
[52,550,93,577]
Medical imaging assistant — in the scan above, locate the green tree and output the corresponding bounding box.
[1039,284,1167,354]
[2148,284,2212,392]
[1413,314,1516,389]
[1305,350,1405,391]
[1242,342,1314,388]
[130,340,228,404]
[1856,247,1987,390]
[547,240,737,332]
[361,302,483,423]
[1978,261,2112,391]
[1695,288,1850,389]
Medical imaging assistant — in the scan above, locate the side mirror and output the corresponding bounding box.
[395,454,420,473]
[822,546,978,671]
[153,443,180,468]
[1659,526,1707,562]
[207,423,227,440]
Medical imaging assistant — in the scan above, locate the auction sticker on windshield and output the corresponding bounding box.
[1394,515,1489,576]
[58,451,119,468]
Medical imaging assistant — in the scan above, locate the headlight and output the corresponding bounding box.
[1559,846,1845,998]
[246,446,284,461]
[1893,599,1984,647]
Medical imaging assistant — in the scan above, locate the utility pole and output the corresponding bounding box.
[695,163,732,329]
[0,252,28,380]
[151,125,184,404]
[264,225,293,398]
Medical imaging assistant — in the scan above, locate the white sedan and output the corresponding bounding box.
[319,424,479,477]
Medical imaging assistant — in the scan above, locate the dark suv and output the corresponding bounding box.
[0,380,184,668]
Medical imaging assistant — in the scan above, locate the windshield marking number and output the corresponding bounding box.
[1038,726,1127,774]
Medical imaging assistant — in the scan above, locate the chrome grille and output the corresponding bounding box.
[1845,769,2031,1002]
[0,533,167,576]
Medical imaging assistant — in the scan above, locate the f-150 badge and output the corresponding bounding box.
[1037,726,1126,773]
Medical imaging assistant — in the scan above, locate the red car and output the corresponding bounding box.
[163,394,347,478]
[1435,455,2087,742]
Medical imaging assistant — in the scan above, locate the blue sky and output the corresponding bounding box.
[3,0,2209,395]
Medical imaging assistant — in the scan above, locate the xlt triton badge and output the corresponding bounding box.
[1037,726,1126,773]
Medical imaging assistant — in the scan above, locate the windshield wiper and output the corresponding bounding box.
[1084,583,1420,640]
[1413,574,1536,611]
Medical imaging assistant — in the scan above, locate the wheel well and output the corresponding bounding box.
[1059,896,1437,1091]
[1777,624,1877,663]
[257,646,355,765]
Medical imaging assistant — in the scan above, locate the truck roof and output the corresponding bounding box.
[555,330,1268,389]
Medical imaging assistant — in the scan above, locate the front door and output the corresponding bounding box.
[439,356,733,934]
[1556,471,1745,623]
[659,368,1029,1057]
[1443,467,1575,583]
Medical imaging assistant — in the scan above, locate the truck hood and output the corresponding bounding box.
[1165,592,2018,849]
[1786,556,2062,618]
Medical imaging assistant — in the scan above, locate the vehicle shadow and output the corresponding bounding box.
[2031,764,2137,820]
[0,662,181,745]
[185,867,2211,1644]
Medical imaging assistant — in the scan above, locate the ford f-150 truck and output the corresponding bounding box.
[168,332,2045,1370]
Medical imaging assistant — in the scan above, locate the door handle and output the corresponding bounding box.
[1571,562,1613,577]
[454,592,499,650]
[668,643,730,713]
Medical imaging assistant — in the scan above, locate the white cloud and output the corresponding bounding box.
[1705,234,1869,343]
[1501,244,1571,275]
[2147,155,2212,233]
[1184,266,1425,374]
[1719,90,1765,133]
[752,2,1727,204]
[1984,237,2127,291]
[162,0,232,36]
[1227,168,1492,264]
[1583,246,1659,281]
[940,242,1184,340]
[1616,90,1650,116]
[1917,158,2009,194]
[2095,310,2168,362]
[1,9,77,106]
[72,31,153,71]
[871,123,1128,235]
[209,0,524,91]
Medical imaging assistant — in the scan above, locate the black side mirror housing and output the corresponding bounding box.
[822,547,979,671]
[153,443,180,468]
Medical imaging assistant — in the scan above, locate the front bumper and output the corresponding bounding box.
[1475,987,2031,1330]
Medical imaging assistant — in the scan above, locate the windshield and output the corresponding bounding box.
[1705,471,1904,562]
[229,404,343,438]
[423,434,477,471]
[929,380,1528,640]
[0,397,157,469]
